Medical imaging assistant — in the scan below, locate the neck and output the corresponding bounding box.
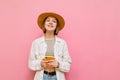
[45,31,55,40]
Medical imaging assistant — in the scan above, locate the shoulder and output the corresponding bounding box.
[56,36,67,45]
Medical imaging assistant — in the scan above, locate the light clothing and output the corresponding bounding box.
[28,36,72,80]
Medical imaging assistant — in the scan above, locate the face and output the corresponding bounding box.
[44,16,57,31]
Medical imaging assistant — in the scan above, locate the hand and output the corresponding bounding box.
[47,59,59,68]
[41,59,49,68]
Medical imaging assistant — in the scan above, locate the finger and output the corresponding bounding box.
[48,60,55,62]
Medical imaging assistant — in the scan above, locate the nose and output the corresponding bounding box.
[49,22,53,25]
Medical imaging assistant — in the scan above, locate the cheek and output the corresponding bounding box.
[44,22,48,25]
[44,22,48,27]
[53,23,57,27]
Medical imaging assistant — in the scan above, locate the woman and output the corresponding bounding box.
[28,12,72,80]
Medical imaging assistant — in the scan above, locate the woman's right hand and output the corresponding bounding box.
[41,59,49,68]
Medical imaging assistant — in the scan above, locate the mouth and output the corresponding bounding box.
[48,24,53,28]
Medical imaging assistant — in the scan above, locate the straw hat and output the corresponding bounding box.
[37,12,65,30]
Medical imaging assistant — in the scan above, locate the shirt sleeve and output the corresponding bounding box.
[57,41,72,72]
[28,41,43,71]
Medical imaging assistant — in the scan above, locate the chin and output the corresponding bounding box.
[47,28,55,31]
[46,29,55,31]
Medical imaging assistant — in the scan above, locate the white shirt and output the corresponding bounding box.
[28,36,72,80]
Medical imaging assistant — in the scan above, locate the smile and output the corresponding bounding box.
[48,24,53,28]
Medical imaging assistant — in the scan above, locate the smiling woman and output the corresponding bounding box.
[28,12,72,80]
[44,17,57,32]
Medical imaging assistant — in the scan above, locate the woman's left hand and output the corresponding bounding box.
[47,60,59,68]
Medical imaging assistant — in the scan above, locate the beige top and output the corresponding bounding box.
[45,39,55,56]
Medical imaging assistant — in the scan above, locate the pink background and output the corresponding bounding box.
[0,0,120,80]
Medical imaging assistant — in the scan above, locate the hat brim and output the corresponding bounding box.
[37,12,65,30]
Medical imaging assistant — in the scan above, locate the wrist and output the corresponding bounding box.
[56,62,59,68]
